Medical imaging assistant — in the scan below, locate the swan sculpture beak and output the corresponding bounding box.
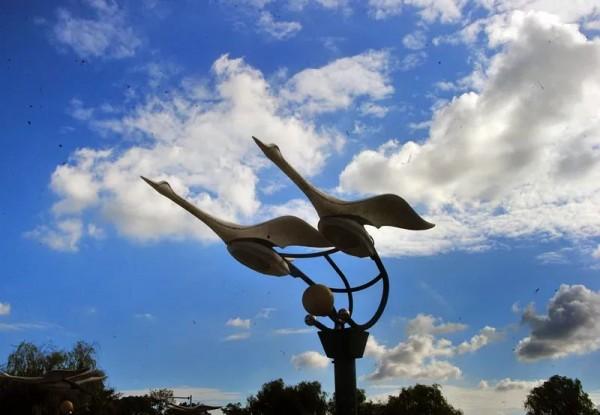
[252,136,434,257]
[141,176,331,276]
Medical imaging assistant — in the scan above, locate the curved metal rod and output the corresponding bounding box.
[287,263,316,286]
[329,273,382,293]
[324,254,353,316]
[357,252,389,331]
[281,247,390,332]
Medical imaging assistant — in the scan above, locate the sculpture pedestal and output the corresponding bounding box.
[318,329,369,415]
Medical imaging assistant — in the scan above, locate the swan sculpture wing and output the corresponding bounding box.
[141,177,330,249]
[252,137,434,230]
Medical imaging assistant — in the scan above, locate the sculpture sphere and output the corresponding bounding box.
[302,284,334,316]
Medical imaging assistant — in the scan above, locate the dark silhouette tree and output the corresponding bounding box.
[228,379,328,415]
[382,384,462,415]
[328,388,384,415]
[524,375,600,415]
[149,388,175,414]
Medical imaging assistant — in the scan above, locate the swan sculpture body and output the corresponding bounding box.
[253,137,434,257]
[0,367,106,390]
[167,403,221,414]
[141,177,331,276]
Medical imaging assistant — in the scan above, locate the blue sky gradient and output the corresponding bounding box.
[1,1,600,413]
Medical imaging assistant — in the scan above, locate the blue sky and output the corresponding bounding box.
[1,0,600,413]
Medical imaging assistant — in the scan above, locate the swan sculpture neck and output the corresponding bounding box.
[252,137,333,216]
[141,176,240,243]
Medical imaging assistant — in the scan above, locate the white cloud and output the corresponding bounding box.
[53,0,141,59]
[368,0,467,22]
[224,332,251,341]
[33,54,347,250]
[403,30,427,50]
[0,322,54,332]
[359,102,389,118]
[26,219,84,252]
[398,51,428,71]
[339,11,600,256]
[456,326,501,353]
[281,50,393,114]
[536,247,574,264]
[288,0,351,13]
[258,12,302,40]
[366,315,500,381]
[0,302,11,316]
[476,0,600,24]
[291,350,330,369]
[516,284,600,361]
[274,328,313,334]
[592,245,600,259]
[406,313,467,335]
[256,307,276,318]
[226,317,251,329]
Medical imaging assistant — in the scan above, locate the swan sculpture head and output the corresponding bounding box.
[141,176,177,199]
[253,136,281,159]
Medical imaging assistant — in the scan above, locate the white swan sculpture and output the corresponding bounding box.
[253,137,434,257]
[141,177,331,276]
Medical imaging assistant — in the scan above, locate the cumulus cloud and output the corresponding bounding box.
[53,0,141,59]
[476,0,600,24]
[368,0,467,22]
[281,50,393,114]
[291,351,330,369]
[366,315,499,381]
[340,11,600,256]
[406,313,467,335]
[258,11,302,40]
[516,284,600,361]
[0,302,11,316]
[456,326,501,353]
[226,317,251,329]
[31,53,362,251]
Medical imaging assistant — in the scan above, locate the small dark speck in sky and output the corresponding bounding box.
[27,121,31,125]
[58,144,63,148]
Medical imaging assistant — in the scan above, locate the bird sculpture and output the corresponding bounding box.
[252,136,434,257]
[167,403,221,414]
[141,177,331,276]
[0,367,106,391]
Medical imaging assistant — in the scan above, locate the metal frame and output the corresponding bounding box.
[278,247,389,332]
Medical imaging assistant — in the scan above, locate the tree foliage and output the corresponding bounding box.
[222,379,328,415]
[382,384,462,415]
[524,375,600,415]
